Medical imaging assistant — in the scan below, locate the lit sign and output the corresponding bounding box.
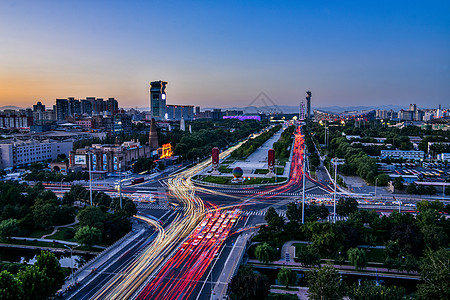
[160,143,173,159]
[74,155,86,165]
[223,116,261,121]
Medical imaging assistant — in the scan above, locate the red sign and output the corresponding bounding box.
[268,149,275,167]
[212,147,219,165]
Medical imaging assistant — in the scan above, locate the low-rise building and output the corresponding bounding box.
[438,153,450,161]
[0,139,73,169]
[380,150,425,160]
[70,140,152,172]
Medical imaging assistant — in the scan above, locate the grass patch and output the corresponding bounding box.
[46,227,75,242]
[275,167,284,175]
[27,229,54,238]
[202,176,234,185]
[271,286,299,292]
[365,247,385,263]
[201,176,287,185]
[243,177,287,185]
[218,166,233,173]
[255,169,269,174]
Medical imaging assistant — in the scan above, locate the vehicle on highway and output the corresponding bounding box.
[131,177,145,184]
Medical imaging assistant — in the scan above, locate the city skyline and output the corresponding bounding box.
[1,1,449,109]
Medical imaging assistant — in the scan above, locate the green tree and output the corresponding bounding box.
[297,246,321,267]
[336,198,358,217]
[406,183,417,194]
[75,225,102,247]
[374,173,390,186]
[255,242,276,264]
[32,202,57,229]
[392,176,404,190]
[421,225,448,250]
[111,197,137,217]
[0,270,23,300]
[17,267,53,300]
[77,206,106,230]
[306,264,347,300]
[348,281,405,300]
[228,266,270,300]
[0,219,19,240]
[277,267,297,289]
[34,251,65,292]
[286,202,302,224]
[265,207,279,223]
[347,248,367,270]
[417,248,450,300]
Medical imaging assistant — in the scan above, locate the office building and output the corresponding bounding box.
[70,140,152,172]
[0,139,73,169]
[165,105,194,121]
[112,114,132,134]
[306,90,312,121]
[150,81,168,120]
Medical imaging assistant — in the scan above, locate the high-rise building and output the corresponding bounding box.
[165,105,194,121]
[306,91,312,122]
[81,100,93,116]
[68,98,81,116]
[106,98,119,115]
[150,81,168,120]
[56,99,69,121]
[299,101,305,120]
[33,102,45,113]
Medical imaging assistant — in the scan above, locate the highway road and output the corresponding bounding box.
[55,124,424,299]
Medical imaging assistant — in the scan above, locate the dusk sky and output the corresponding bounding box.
[1,1,449,110]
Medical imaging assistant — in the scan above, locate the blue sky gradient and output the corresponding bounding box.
[1,0,449,109]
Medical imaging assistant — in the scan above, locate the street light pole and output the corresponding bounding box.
[333,161,337,223]
[332,158,345,223]
[302,148,306,224]
[88,151,93,206]
[119,163,122,209]
[64,244,80,286]
[60,178,65,194]
[375,177,378,199]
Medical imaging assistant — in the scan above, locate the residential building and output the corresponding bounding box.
[0,114,33,129]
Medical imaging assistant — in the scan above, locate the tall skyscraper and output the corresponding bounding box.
[299,101,305,121]
[306,91,312,122]
[56,99,69,121]
[150,81,168,120]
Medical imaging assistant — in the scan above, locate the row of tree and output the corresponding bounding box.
[272,125,295,159]
[0,251,66,300]
[254,199,449,273]
[231,125,282,159]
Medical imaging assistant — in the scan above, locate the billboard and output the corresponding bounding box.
[160,143,173,159]
[74,155,87,165]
